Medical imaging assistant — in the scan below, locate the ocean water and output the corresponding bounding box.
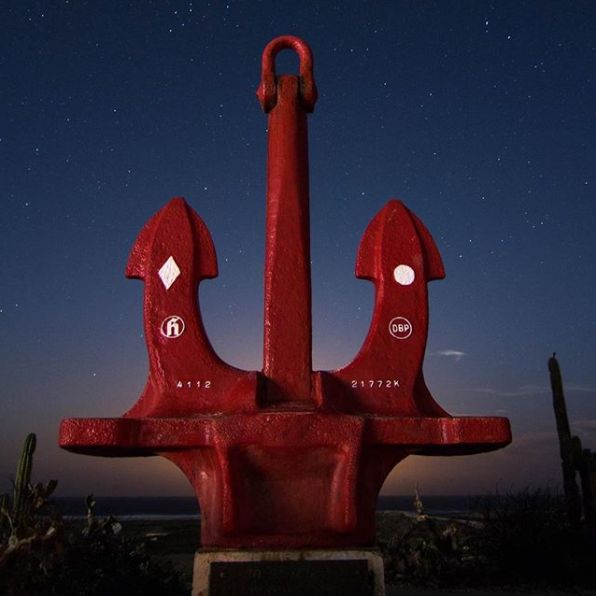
[55,495,485,519]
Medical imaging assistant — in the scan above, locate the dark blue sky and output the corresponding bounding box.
[1,1,595,496]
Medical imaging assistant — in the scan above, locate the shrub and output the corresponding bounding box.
[0,434,187,596]
[472,487,596,587]
[376,511,480,587]
[378,488,596,589]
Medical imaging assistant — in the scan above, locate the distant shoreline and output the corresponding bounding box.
[54,494,486,518]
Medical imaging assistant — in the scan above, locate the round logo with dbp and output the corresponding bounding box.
[388,317,412,339]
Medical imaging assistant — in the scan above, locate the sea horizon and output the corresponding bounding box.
[54,494,495,519]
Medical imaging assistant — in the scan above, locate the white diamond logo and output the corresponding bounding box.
[158,256,181,290]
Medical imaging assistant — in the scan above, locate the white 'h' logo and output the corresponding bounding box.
[161,315,185,338]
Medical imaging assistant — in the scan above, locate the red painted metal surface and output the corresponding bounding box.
[260,37,315,404]
[59,36,511,548]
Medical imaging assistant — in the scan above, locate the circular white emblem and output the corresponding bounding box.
[389,317,413,339]
[161,315,185,338]
[393,264,415,286]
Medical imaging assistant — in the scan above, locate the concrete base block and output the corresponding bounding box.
[192,548,385,596]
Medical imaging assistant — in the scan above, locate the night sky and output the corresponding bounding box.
[2,1,595,498]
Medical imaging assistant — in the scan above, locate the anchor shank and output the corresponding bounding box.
[263,75,313,403]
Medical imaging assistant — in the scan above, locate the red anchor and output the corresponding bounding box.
[60,36,511,548]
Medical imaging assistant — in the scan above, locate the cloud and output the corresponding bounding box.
[512,430,558,448]
[566,385,596,394]
[471,385,548,397]
[435,349,467,361]
[572,419,596,433]
[512,430,559,450]
[470,385,596,398]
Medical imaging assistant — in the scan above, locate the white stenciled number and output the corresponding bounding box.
[351,379,400,389]
[175,380,212,389]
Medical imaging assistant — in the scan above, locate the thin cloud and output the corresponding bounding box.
[566,385,596,394]
[470,385,596,398]
[471,385,549,397]
[511,430,558,449]
[435,349,467,361]
[572,419,596,433]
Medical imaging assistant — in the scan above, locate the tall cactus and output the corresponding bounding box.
[577,446,596,526]
[12,433,36,528]
[548,354,582,525]
[0,493,8,536]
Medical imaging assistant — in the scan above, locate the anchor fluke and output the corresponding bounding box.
[330,200,446,415]
[123,196,256,418]
[355,200,444,283]
[125,197,217,282]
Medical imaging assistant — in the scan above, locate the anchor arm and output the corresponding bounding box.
[330,200,448,416]
[124,197,256,417]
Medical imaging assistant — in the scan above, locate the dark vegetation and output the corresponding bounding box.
[376,354,596,590]
[378,488,596,590]
[472,488,595,587]
[0,434,187,596]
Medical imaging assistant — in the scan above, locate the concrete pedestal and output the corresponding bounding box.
[192,549,385,596]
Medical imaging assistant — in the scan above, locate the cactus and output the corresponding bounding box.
[413,486,427,520]
[0,434,59,567]
[12,433,36,528]
[576,447,596,527]
[548,354,582,525]
[0,493,8,537]
[0,436,186,595]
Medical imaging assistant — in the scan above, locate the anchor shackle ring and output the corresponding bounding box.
[257,35,318,113]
